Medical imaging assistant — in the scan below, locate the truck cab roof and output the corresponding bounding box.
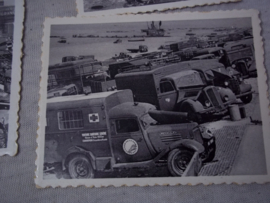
[47,90,133,110]
[47,91,117,103]
[108,102,156,119]
[162,70,205,88]
[115,60,222,78]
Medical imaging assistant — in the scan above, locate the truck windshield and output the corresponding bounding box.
[140,114,157,129]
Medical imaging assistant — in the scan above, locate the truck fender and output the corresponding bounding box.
[217,87,237,101]
[169,139,205,154]
[63,146,97,170]
[178,99,204,113]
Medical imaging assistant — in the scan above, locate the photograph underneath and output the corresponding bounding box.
[77,0,241,15]
[0,1,15,149]
[83,0,190,11]
[0,0,23,156]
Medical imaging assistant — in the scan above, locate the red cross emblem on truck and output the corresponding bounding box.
[89,113,99,123]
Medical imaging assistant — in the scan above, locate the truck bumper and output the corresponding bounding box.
[236,90,254,99]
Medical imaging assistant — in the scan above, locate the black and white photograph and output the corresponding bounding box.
[36,10,270,187]
[76,0,241,16]
[0,0,23,156]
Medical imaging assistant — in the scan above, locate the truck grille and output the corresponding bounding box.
[206,88,224,110]
[229,79,240,95]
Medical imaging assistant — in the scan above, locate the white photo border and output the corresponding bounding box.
[36,10,270,188]
[76,0,241,17]
[0,0,24,156]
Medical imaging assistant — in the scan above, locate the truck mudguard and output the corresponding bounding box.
[178,99,204,113]
[218,87,237,102]
[64,146,97,170]
[169,139,205,154]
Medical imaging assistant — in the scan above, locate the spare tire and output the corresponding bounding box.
[68,154,94,179]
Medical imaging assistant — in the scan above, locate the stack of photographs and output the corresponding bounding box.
[2,0,270,189]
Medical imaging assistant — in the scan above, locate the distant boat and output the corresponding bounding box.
[141,21,165,37]
[127,49,140,53]
[128,39,145,42]
[186,32,196,36]
[114,39,122,44]
[127,45,148,53]
[58,38,67,43]
[91,5,103,10]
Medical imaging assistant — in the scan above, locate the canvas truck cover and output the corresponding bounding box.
[226,46,254,63]
[116,61,221,104]
[46,90,133,130]
[162,70,205,89]
[47,90,133,110]
[224,38,254,51]
[45,90,134,159]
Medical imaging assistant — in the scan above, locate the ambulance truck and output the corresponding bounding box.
[44,90,215,178]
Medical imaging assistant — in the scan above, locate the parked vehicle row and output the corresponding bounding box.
[44,32,257,179]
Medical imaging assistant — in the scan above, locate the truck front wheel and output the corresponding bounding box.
[167,149,194,176]
[68,154,94,179]
[240,94,253,104]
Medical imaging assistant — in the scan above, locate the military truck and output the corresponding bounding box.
[115,61,237,123]
[224,39,257,78]
[191,60,254,104]
[44,90,215,179]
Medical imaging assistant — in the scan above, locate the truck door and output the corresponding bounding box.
[110,118,153,163]
[158,80,178,111]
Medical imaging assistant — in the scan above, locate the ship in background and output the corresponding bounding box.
[141,21,165,37]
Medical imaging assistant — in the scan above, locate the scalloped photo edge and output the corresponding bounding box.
[76,0,241,16]
[0,0,24,156]
[36,10,270,188]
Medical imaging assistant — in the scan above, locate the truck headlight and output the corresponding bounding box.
[224,81,229,86]
[199,126,213,138]
[205,100,211,107]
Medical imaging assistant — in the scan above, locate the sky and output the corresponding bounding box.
[51,18,252,37]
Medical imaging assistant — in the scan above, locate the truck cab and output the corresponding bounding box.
[192,60,254,104]
[116,63,237,123]
[224,39,257,78]
[44,90,215,179]
[159,70,236,122]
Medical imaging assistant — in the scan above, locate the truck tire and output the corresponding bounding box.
[68,154,94,179]
[240,94,253,104]
[167,148,194,176]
